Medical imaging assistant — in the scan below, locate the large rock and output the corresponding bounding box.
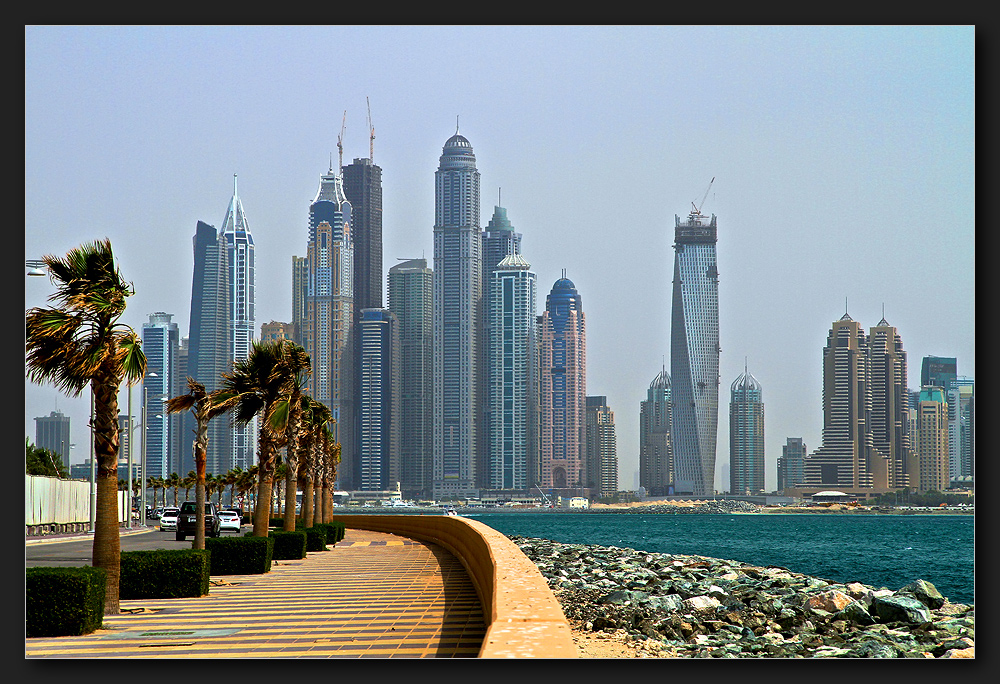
[805,589,854,613]
[684,595,722,612]
[898,579,946,609]
[835,600,876,626]
[872,595,931,624]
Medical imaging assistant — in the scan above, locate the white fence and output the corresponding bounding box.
[25,475,128,534]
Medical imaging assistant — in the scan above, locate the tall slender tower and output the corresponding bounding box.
[187,220,231,477]
[670,204,720,496]
[538,274,587,491]
[639,366,673,495]
[432,127,482,500]
[304,165,355,488]
[388,258,434,499]
[357,308,400,491]
[342,157,383,313]
[914,387,949,492]
[585,396,618,499]
[34,411,71,472]
[141,312,179,480]
[803,311,889,489]
[868,315,918,489]
[729,364,764,496]
[486,252,536,490]
[222,175,257,472]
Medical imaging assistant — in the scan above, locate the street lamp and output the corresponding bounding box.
[26,259,46,276]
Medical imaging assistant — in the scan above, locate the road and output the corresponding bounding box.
[25,526,245,568]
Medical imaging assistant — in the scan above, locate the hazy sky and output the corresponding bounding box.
[25,25,975,492]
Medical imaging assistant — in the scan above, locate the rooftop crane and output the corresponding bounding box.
[367,96,375,163]
[691,176,715,215]
[337,110,346,173]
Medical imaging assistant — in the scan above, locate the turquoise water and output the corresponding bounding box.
[463,512,975,605]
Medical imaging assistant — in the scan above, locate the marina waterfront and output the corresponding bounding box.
[461,511,975,606]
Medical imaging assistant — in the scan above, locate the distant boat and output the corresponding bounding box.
[445,507,459,517]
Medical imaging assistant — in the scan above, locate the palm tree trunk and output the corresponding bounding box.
[194,442,207,549]
[283,459,297,531]
[252,434,275,537]
[92,375,122,616]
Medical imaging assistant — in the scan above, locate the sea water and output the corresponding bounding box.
[463,511,975,605]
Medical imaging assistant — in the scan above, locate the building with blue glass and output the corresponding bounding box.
[729,365,764,496]
[141,312,179,480]
[486,252,536,490]
[432,129,482,500]
[538,273,586,490]
[670,207,720,496]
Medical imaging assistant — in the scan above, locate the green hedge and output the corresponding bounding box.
[317,521,346,543]
[206,535,274,575]
[120,549,210,599]
[303,527,326,551]
[26,566,106,638]
[270,531,307,560]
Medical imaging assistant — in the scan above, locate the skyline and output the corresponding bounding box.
[25,26,975,492]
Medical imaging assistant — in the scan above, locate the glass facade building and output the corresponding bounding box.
[670,209,720,496]
[639,367,673,496]
[729,366,764,495]
[432,131,482,500]
[357,308,400,491]
[538,275,586,490]
[486,253,536,490]
[141,312,179,480]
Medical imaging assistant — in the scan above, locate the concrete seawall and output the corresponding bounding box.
[331,514,578,658]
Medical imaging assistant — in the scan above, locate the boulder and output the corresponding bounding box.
[872,595,931,624]
[836,600,875,626]
[805,589,854,613]
[898,579,946,609]
[684,595,722,612]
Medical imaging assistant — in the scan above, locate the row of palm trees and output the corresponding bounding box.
[25,239,341,615]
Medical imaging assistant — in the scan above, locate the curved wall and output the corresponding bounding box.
[331,514,577,658]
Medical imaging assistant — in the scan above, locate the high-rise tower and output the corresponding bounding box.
[34,410,71,472]
[388,258,434,500]
[868,316,918,489]
[432,128,482,500]
[357,308,400,491]
[729,364,764,496]
[670,204,720,496]
[585,396,618,499]
[486,252,536,490]
[304,165,356,488]
[639,366,673,496]
[538,274,586,491]
[222,175,257,472]
[803,311,890,489]
[141,312,179,480]
[342,157,383,313]
[187,220,232,476]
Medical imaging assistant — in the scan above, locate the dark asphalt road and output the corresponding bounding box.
[25,526,247,568]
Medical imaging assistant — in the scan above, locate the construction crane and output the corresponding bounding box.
[337,110,346,173]
[366,96,375,163]
[691,176,715,215]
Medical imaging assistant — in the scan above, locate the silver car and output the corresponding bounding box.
[159,507,180,531]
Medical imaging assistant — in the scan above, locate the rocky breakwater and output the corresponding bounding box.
[511,536,974,658]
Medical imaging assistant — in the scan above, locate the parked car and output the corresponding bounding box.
[175,501,221,541]
[218,509,242,533]
[151,507,165,520]
[159,507,180,531]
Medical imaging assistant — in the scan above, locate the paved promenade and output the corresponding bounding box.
[25,528,486,658]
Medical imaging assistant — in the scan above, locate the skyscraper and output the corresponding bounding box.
[35,410,71,472]
[357,308,400,491]
[290,255,308,347]
[141,312,179,480]
[639,366,673,496]
[585,396,618,499]
[670,206,720,496]
[187,220,232,477]
[538,274,586,490]
[921,356,957,389]
[486,252,536,490]
[729,364,764,496]
[803,311,890,489]
[868,316,918,489]
[221,175,257,473]
[342,157,383,313]
[304,165,355,488]
[777,437,807,491]
[432,129,482,500]
[388,258,434,500]
[914,386,949,492]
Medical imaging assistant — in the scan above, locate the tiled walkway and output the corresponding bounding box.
[25,528,486,658]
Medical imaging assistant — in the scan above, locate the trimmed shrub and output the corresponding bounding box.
[205,535,274,575]
[303,527,326,552]
[321,521,346,543]
[271,531,307,560]
[26,566,106,638]
[120,549,210,599]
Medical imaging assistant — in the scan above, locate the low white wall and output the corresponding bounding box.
[25,475,128,530]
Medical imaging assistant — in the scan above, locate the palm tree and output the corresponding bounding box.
[296,397,329,527]
[322,440,342,523]
[268,344,311,531]
[167,472,181,506]
[182,471,196,501]
[216,339,303,536]
[25,238,146,615]
[165,378,227,549]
